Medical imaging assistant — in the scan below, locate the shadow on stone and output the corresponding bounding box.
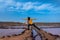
[12,34,18,36]
[1,36,5,38]
[7,35,11,37]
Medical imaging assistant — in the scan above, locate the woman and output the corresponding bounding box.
[27,17,40,30]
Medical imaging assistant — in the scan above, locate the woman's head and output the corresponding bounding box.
[28,17,30,20]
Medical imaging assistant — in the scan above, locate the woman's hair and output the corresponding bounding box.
[28,17,30,20]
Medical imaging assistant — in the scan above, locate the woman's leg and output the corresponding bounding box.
[32,24,40,30]
[28,24,30,30]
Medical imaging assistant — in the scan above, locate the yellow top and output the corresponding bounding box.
[28,19,33,24]
[22,18,36,24]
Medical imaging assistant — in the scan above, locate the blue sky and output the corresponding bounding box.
[0,0,60,23]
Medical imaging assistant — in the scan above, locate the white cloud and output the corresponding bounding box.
[22,2,33,10]
[0,0,60,14]
[34,4,52,10]
[0,0,15,11]
[0,0,40,11]
[49,7,60,14]
[16,2,22,10]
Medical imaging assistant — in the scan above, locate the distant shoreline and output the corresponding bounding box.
[0,22,60,27]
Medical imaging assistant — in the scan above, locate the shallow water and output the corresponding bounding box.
[0,28,60,35]
[0,26,60,40]
[0,29,25,37]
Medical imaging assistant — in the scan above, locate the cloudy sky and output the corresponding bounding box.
[0,0,60,22]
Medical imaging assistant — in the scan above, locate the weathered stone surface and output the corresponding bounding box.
[0,30,33,40]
